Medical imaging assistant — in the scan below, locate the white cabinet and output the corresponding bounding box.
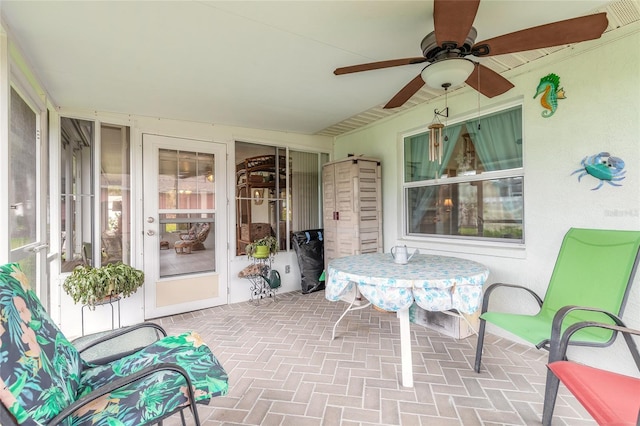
[322,157,382,269]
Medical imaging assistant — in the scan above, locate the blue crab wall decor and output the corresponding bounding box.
[572,152,626,190]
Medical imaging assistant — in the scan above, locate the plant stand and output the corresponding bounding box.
[81,295,121,336]
[238,257,278,305]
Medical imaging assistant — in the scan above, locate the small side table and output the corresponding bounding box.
[81,295,121,336]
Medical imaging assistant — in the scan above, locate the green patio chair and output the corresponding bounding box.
[474,227,640,373]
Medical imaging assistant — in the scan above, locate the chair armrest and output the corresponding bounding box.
[543,320,640,426]
[46,362,200,425]
[480,282,544,315]
[72,323,167,365]
[548,317,640,366]
[545,306,626,352]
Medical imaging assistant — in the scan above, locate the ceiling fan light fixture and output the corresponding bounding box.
[421,58,475,90]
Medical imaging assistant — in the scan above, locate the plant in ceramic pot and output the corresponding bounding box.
[245,235,278,259]
[63,262,145,309]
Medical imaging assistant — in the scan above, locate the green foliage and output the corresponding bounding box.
[459,226,522,239]
[245,235,279,259]
[63,262,144,308]
[483,226,523,239]
[459,226,478,236]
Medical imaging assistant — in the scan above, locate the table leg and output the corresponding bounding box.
[332,285,371,340]
[398,307,413,387]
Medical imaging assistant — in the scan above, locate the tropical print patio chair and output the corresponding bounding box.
[0,262,228,425]
[474,228,640,373]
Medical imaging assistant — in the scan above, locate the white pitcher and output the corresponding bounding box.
[390,245,416,264]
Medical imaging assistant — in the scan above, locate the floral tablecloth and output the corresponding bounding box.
[326,253,489,314]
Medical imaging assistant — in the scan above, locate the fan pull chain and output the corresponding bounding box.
[476,63,481,131]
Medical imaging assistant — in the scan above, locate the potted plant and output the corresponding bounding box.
[245,235,279,259]
[63,262,145,309]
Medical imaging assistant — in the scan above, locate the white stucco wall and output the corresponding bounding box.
[334,23,640,374]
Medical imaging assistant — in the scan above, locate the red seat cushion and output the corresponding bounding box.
[549,361,640,425]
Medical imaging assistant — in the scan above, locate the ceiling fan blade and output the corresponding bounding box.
[465,63,514,98]
[384,75,425,109]
[334,57,427,75]
[473,13,608,57]
[434,0,480,47]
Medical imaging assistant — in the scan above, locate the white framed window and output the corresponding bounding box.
[403,104,523,242]
[235,141,329,256]
[60,117,131,271]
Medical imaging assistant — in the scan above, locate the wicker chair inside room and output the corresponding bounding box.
[174,223,211,254]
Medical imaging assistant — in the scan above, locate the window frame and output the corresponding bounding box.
[234,141,329,256]
[59,118,132,271]
[401,100,525,244]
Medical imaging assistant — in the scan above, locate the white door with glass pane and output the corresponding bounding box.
[142,134,227,319]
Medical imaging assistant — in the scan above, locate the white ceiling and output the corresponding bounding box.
[2,1,637,137]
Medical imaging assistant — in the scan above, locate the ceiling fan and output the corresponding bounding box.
[334,0,608,109]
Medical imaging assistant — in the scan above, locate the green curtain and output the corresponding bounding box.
[468,106,522,171]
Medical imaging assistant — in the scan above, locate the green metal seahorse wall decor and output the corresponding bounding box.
[533,73,566,118]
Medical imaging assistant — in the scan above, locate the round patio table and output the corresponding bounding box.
[326,253,489,387]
